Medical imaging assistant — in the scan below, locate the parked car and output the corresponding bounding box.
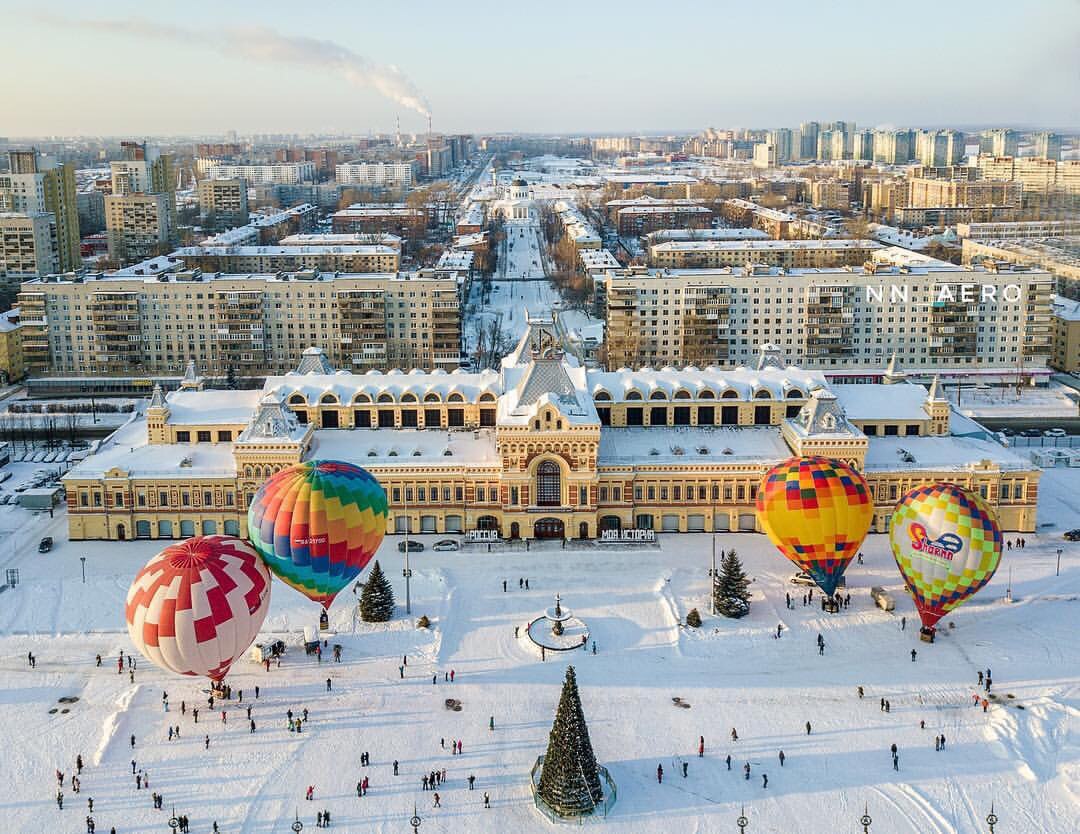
[1000,427,1016,437]
[432,539,460,552]
[397,540,425,553]
[1020,428,1043,438]
[790,570,845,588]
[1044,428,1067,438]
[1063,529,1080,542]
[38,537,53,553]
[870,586,896,611]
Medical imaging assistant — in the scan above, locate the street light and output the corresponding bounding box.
[410,804,422,834]
[403,493,412,615]
[291,808,303,832]
[736,805,748,834]
[986,803,998,833]
[168,807,179,831]
[860,804,873,834]
[80,556,86,584]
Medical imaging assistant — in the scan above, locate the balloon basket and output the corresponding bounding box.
[824,599,840,614]
[919,627,936,644]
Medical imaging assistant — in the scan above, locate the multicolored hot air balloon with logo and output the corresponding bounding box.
[125,536,272,681]
[889,482,1002,641]
[247,460,387,608]
[757,456,874,597]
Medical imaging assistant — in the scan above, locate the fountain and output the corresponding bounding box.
[525,593,590,653]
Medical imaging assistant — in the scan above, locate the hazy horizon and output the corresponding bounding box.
[5,0,1079,136]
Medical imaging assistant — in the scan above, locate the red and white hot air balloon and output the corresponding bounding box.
[125,536,272,681]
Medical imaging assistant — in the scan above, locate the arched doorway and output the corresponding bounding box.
[477,515,499,531]
[510,522,520,540]
[534,518,564,539]
[578,521,589,539]
[116,523,126,540]
[600,515,621,532]
[536,460,561,506]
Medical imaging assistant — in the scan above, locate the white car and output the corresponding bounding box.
[432,539,460,552]
[1044,428,1067,438]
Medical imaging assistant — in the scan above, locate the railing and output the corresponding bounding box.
[529,755,617,824]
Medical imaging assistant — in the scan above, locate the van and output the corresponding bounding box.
[870,586,895,611]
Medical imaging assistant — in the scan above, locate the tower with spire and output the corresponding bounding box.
[923,375,951,435]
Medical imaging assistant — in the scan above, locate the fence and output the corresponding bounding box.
[530,755,617,824]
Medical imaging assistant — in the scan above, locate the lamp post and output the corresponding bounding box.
[291,808,303,832]
[710,529,717,615]
[736,805,748,833]
[986,803,998,833]
[402,492,412,615]
[80,556,86,584]
[860,804,873,834]
[410,803,422,834]
[168,808,179,831]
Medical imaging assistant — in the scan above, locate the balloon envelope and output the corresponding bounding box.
[247,460,387,607]
[125,536,271,681]
[756,456,874,596]
[889,483,1002,633]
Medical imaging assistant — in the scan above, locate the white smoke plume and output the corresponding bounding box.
[37,15,431,118]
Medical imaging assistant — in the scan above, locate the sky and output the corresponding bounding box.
[4,0,1079,137]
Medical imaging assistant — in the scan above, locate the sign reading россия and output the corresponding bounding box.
[864,283,1024,304]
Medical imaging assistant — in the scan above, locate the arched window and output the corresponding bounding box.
[649,390,667,400]
[424,392,441,403]
[721,389,739,399]
[401,392,418,403]
[754,389,773,400]
[699,389,716,399]
[377,393,394,403]
[536,461,561,507]
[594,390,612,401]
[674,389,692,400]
[289,393,306,405]
[625,390,643,401]
[786,388,804,399]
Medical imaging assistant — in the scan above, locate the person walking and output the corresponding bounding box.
[762,773,768,789]
[483,792,490,808]
[682,761,688,778]
[731,728,738,742]
[433,792,441,808]
[468,774,476,790]
[726,754,731,770]
[698,736,705,757]
[779,750,785,767]
[940,733,946,750]
[656,763,663,784]
[393,760,399,776]
[326,678,332,692]
[744,761,751,780]
[502,580,507,592]
[805,721,812,735]
[911,649,917,662]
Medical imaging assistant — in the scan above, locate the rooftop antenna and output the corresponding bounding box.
[427,113,433,139]
[395,115,402,148]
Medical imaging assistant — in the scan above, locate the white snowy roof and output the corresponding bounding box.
[1052,294,1080,322]
[864,435,1032,472]
[165,389,264,425]
[651,239,881,253]
[309,428,499,467]
[831,384,929,421]
[645,228,771,243]
[264,369,502,406]
[64,418,237,480]
[599,426,790,466]
[587,365,826,402]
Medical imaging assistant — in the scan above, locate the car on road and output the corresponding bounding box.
[432,539,460,552]
[1044,428,1067,438]
[1000,427,1016,437]
[38,537,53,553]
[1064,529,1080,542]
[397,540,425,553]
[1020,428,1043,438]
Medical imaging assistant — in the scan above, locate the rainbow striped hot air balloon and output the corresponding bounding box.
[889,483,1002,640]
[756,456,874,597]
[247,460,388,607]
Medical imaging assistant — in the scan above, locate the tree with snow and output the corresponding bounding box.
[537,666,604,817]
[713,549,751,618]
[359,561,395,622]
[225,365,238,390]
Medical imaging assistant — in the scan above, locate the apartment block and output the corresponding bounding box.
[17,268,464,377]
[1050,295,1080,372]
[647,239,881,270]
[169,245,400,274]
[979,129,1019,158]
[105,192,172,264]
[810,180,853,211]
[0,150,80,272]
[600,256,1052,371]
[907,177,1021,209]
[335,161,417,189]
[331,205,427,245]
[976,156,1080,195]
[197,178,249,230]
[1031,132,1062,161]
[0,213,59,276]
[203,162,316,185]
[0,308,24,382]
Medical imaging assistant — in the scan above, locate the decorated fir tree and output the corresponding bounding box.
[713,549,751,618]
[358,560,395,622]
[537,665,604,816]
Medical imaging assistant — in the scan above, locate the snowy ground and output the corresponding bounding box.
[463,218,563,358]
[951,382,1079,421]
[2,470,1079,833]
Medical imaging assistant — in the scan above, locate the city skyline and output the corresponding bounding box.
[6,0,1078,136]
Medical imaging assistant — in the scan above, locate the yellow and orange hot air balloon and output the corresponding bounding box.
[756,456,874,596]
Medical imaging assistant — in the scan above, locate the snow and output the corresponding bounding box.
[599,426,791,465]
[2,486,1079,833]
[864,435,1033,472]
[309,428,500,467]
[164,390,264,426]
[831,383,930,421]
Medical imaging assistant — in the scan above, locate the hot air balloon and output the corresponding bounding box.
[125,536,271,681]
[889,483,1002,641]
[247,460,387,607]
[757,456,874,599]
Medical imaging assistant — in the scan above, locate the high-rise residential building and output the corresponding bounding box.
[16,268,464,377]
[907,178,1022,210]
[752,143,777,169]
[798,122,820,160]
[0,212,59,276]
[197,178,250,230]
[104,192,172,264]
[810,179,854,210]
[979,128,1019,158]
[872,130,914,165]
[851,130,875,161]
[1031,132,1062,161]
[599,255,1052,371]
[0,150,80,272]
[167,244,400,274]
[0,308,25,383]
[766,129,794,163]
[915,130,964,167]
[817,129,850,161]
[335,161,418,189]
[646,239,880,270]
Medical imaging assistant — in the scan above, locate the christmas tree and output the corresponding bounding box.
[713,549,751,618]
[225,365,238,390]
[537,665,604,817]
[359,560,395,622]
